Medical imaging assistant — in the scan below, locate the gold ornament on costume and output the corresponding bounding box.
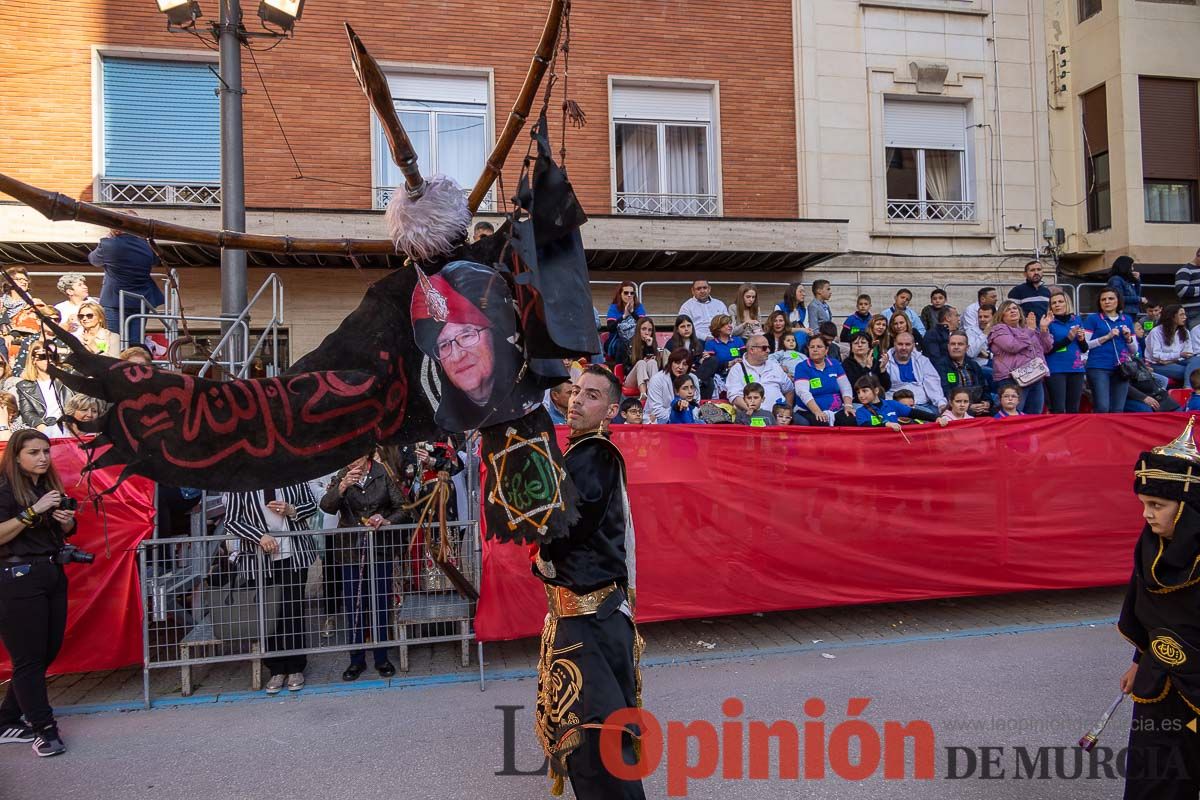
[1152,417,1200,464]
[1152,635,1188,667]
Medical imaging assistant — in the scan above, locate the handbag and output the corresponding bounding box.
[1010,357,1049,387]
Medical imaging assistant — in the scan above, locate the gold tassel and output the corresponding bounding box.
[551,773,565,796]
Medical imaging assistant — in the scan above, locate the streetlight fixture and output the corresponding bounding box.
[258,0,304,34]
[155,0,202,28]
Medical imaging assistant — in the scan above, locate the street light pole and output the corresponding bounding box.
[217,0,248,329]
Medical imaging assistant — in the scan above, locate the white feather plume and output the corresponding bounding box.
[384,175,472,263]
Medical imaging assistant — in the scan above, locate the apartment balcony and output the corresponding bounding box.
[100,179,220,206]
[886,199,976,222]
[613,192,720,217]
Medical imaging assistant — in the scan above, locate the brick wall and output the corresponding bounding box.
[0,0,799,218]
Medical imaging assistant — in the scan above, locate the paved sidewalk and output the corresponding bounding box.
[45,585,1124,711]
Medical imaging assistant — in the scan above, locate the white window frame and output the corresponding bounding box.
[608,77,723,217]
[883,98,976,222]
[91,46,219,206]
[370,65,495,210]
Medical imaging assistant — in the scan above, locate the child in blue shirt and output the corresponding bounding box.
[853,376,909,430]
[994,385,1024,418]
[668,374,702,424]
[1188,370,1200,412]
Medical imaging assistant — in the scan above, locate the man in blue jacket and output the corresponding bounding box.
[935,332,994,417]
[88,219,164,345]
[1007,260,1051,324]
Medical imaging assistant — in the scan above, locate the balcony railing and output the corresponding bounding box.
[100,180,220,206]
[375,186,494,212]
[887,199,976,222]
[614,192,719,217]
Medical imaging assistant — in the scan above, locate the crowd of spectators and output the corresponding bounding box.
[570,248,1200,428]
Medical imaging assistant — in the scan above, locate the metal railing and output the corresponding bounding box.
[614,192,720,217]
[375,186,494,213]
[886,199,977,222]
[100,179,220,206]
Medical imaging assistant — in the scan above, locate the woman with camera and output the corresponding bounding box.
[0,429,78,757]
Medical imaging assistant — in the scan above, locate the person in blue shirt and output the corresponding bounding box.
[840,294,873,343]
[702,314,746,372]
[667,373,701,424]
[793,337,855,426]
[1189,370,1200,412]
[88,226,165,345]
[882,288,927,337]
[603,281,645,362]
[1045,289,1090,414]
[853,376,908,429]
[994,385,1024,418]
[1106,255,1145,315]
[543,381,571,425]
[1082,287,1140,413]
[775,282,812,338]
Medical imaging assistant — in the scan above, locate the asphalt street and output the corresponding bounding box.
[1,623,1138,799]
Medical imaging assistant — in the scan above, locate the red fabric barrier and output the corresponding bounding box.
[0,441,156,679]
[475,415,1178,642]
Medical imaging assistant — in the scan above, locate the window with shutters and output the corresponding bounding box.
[884,99,974,222]
[1079,0,1101,21]
[373,72,491,210]
[99,57,220,205]
[1081,85,1111,231]
[1139,77,1200,224]
[611,83,718,217]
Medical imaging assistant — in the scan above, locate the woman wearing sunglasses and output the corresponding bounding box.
[74,303,120,357]
[14,343,72,437]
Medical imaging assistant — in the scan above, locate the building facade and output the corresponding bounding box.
[1047,0,1200,283]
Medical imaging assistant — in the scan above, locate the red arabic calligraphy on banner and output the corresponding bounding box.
[474,415,1168,642]
[0,440,155,680]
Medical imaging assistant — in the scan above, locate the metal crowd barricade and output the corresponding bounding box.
[138,520,480,707]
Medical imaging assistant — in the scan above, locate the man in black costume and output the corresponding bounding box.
[533,365,645,799]
[1119,418,1200,798]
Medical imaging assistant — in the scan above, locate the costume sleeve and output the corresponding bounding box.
[539,443,621,561]
[1117,567,1148,657]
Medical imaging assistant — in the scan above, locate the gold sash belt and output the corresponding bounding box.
[545,583,617,618]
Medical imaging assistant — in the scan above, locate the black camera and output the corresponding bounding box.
[59,497,78,512]
[54,544,94,565]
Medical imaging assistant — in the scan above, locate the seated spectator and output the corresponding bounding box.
[646,348,701,423]
[841,294,873,343]
[0,392,25,442]
[1145,304,1200,385]
[775,282,812,336]
[60,395,101,438]
[668,374,701,424]
[989,300,1053,415]
[1123,359,1181,413]
[867,314,890,351]
[0,357,18,398]
[725,334,795,413]
[15,341,72,436]
[666,315,705,362]
[940,388,973,424]
[817,321,844,362]
[734,383,775,426]
[884,332,946,417]
[765,310,791,353]
[964,286,998,340]
[769,332,804,370]
[75,302,121,357]
[54,272,94,335]
[772,401,794,426]
[543,380,571,425]
[728,282,764,339]
[808,279,834,329]
[623,316,660,399]
[1140,299,1162,338]
[118,345,154,364]
[967,304,995,369]
[472,220,494,241]
[935,332,993,417]
[890,389,940,423]
[843,331,890,397]
[853,376,907,430]
[614,397,644,425]
[920,289,947,334]
[885,309,923,354]
[1188,370,1200,411]
[922,305,959,364]
[793,336,855,427]
[678,279,726,342]
[320,454,408,681]
[994,385,1023,418]
[698,314,746,397]
[1045,289,1089,414]
[604,281,644,363]
[882,288,927,337]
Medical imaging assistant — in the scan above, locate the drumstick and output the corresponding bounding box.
[1078,693,1125,752]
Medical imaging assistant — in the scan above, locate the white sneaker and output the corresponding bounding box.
[286,673,305,692]
[265,674,286,695]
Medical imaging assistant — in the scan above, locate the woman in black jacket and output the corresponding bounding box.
[320,454,408,681]
[842,332,891,399]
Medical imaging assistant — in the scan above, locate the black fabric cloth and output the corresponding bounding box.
[0,560,67,731]
[0,478,70,559]
[1124,686,1200,799]
[536,434,629,595]
[262,561,307,677]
